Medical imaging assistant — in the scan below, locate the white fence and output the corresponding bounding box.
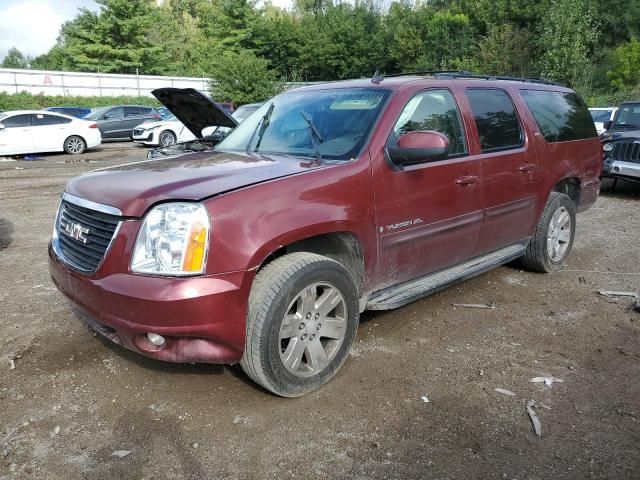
[0,68,210,97]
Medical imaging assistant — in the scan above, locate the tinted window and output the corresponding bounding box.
[105,107,124,119]
[520,90,597,142]
[124,107,141,116]
[32,114,63,126]
[393,89,467,156]
[589,109,613,123]
[140,107,154,115]
[612,103,640,128]
[467,89,523,152]
[2,114,31,128]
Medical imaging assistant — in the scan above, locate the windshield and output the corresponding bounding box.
[589,109,613,123]
[216,88,390,160]
[85,107,110,120]
[613,104,640,128]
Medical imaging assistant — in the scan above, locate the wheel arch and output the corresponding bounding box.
[255,230,366,297]
[552,176,581,206]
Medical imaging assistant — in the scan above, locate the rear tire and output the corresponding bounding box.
[159,130,176,147]
[241,252,359,397]
[64,136,86,155]
[521,192,576,273]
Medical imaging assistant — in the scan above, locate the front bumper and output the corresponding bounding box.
[49,242,252,364]
[132,132,155,144]
[603,159,640,181]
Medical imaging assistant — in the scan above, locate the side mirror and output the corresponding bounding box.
[603,120,612,131]
[386,131,450,168]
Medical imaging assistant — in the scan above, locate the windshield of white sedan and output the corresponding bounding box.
[216,88,390,160]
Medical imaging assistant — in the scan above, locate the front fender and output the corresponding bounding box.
[204,159,376,278]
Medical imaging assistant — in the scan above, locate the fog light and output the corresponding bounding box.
[146,333,166,346]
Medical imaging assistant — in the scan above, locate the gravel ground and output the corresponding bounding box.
[1,143,639,480]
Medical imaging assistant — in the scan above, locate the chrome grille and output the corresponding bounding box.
[612,141,640,164]
[56,200,120,273]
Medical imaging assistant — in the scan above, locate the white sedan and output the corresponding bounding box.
[0,110,102,156]
[132,114,195,147]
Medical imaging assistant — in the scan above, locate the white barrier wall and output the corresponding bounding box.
[0,68,210,97]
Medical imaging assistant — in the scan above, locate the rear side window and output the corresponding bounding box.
[1,114,31,128]
[392,89,467,156]
[124,107,141,116]
[467,89,523,152]
[520,90,597,142]
[32,114,63,126]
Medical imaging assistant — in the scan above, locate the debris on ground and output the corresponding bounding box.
[53,426,60,436]
[421,395,430,403]
[232,416,248,425]
[530,377,564,387]
[494,388,516,396]
[192,443,199,449]
[598,291,639,299]
[111,450,131,458]
[8,358,15,370]
[0,422,30,447]
[634,300,640,313]
[526,400,542,437]
[452,302,496,310]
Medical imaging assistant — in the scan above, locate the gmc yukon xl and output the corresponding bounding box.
[49,73,602,397]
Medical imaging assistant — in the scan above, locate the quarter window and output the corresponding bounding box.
[520,90,598,142]
[467,89,523,152]
[1,114,31,128]
[392,89,467,156]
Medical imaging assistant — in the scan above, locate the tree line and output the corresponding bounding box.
[2,0,639,105]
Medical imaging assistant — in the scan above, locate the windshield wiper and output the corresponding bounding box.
[246,103,274,153]
[300,111,323,162]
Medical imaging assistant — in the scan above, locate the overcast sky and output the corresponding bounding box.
[0,0,294,61]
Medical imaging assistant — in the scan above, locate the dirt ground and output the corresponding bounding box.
[1,142,639,480]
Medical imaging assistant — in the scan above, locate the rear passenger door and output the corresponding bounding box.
[461,88,539,254]
[31,113,71,152]
[123,107,146,136]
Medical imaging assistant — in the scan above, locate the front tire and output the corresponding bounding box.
[241,252,359,397]
[521,192,576,273]
[64,135,86,155]
[159,130,176,147]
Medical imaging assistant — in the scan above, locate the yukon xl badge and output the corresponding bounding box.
[63,221,90,243]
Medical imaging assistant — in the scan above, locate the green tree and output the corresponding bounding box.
[1,47,31,69]
[478,24,532,76]
[59,0,162,73]
[419,10,475,70]
[538,0,599,86]
[608,38,640,89]
[208,49,279,104]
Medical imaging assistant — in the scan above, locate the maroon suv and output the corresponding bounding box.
[49,74,602,397]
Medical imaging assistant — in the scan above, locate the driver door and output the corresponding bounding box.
[372,88,483,288]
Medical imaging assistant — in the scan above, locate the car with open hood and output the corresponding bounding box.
[600,101,640,183]
[132,89,261,149]
[49,73,601,397]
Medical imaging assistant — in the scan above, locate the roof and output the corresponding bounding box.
[287,73,574,94]
[0,110,79,120]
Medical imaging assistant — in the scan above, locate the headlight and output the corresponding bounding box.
[603,143,614,152]
[131,202,210,275]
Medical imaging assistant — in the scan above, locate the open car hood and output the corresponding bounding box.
[152,87,238,138]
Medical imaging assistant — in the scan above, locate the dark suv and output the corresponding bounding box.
[600,101,640,183]
[49,73,601,397]
[84,105,160,139]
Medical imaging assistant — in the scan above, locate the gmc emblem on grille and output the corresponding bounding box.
[63,222,90,243]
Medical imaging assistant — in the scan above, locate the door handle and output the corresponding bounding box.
[518,164,535,173]
[455,175,479,185]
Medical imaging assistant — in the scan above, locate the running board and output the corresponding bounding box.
[366,242,528,311]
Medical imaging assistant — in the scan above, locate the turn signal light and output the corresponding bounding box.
[182,223,208,273]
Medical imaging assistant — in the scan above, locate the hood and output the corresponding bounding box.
[152,88,238,138]
[600,129,640,142]
[64,151,327,217]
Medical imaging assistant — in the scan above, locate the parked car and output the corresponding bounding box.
[46,106,92,118]
[132,102,261,147]
[84,105,161,139]
[599,101,640,182]
[588,107,617,134]
[49,74,601,397]
[0,110,101,156]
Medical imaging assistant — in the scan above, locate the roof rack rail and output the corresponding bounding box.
[383,70,562,86]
